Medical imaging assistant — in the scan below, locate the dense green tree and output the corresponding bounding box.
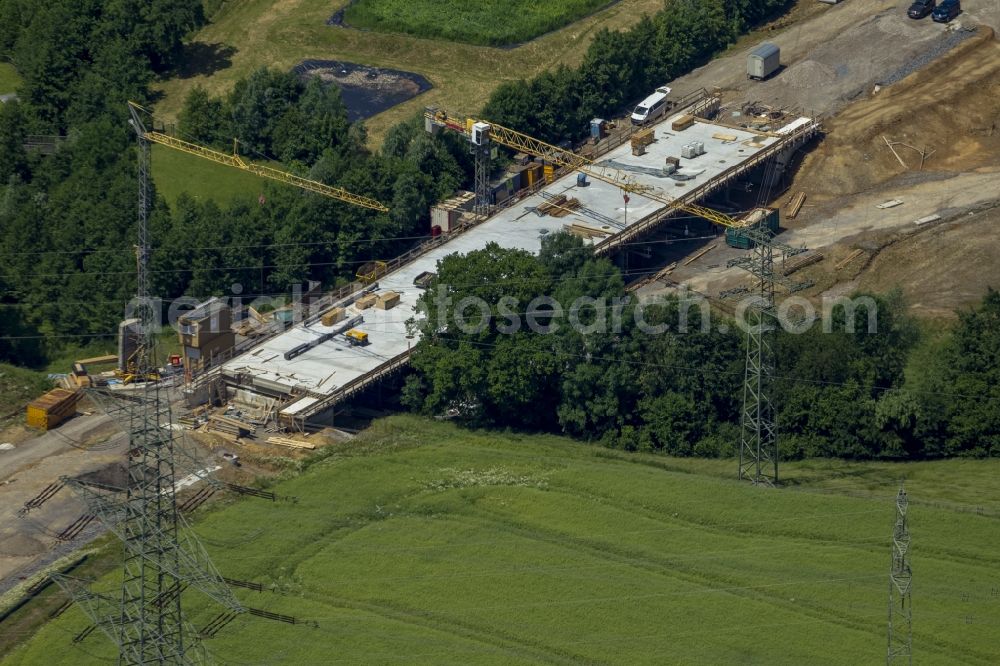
[178,86,225,144]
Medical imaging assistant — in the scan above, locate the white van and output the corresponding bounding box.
[630,86,672,126]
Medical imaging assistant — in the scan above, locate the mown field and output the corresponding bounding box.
[151,144,263,209]
[343,0,613,47]
[153,0,665,144]
[4,415,999,664]
[0,63,21,94]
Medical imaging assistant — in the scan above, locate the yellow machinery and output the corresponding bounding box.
[345,329,369,346]
[424,107,753,231]
[115,347,161,385]
[356,260,388,284]
[129,102,389,213]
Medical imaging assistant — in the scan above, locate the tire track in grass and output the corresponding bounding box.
[450,498,994,666]
[296,588,603,666]
[551,469,1000,571]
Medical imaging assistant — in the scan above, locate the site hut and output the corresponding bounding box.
[178,297,235,379]
[747,42,781,80]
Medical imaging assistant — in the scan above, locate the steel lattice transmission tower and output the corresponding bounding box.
[50,105,245,665]
[887,483,913,665]
[729,226,810,487]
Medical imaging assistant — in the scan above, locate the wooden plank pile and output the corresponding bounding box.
[537,194,580,217]
[205,414,256,442]
[781,251,824,276]
[266,436,316,451]
[631,128,655,155]
[564,222,612,240]
[786,191,806,219]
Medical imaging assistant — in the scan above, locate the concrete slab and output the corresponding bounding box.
[221,108,814,414]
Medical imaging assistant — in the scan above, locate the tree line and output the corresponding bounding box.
[0,0,471,366]
[403,235,1000,460]
[0,0,793,366]
[483,0,793,145]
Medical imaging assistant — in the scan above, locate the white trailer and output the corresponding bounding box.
[747,43,780,80]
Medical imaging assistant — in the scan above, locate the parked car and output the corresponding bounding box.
[932,0,961,22]
[630,86,672,126]
[907,0,935,18]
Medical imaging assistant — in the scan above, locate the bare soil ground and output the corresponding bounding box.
[0,415,124,587]
[655,6,1000,319]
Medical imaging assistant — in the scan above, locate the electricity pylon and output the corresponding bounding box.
[887,483,913,665]
[50,105,245,665]
[729,226,809,486]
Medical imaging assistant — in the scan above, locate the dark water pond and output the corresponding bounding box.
[293,60,433,123]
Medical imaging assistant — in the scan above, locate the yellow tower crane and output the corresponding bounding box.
[424,107,744,230]
[129,101,390,213]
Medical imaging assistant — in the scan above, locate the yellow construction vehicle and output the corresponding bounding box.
[344,329,369,346]
[128,102,390,213]
[115,347,161,385]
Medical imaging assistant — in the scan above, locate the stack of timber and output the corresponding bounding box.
[671,114,695,131]
[26,389,81,431]
[266,436,316,451]
[786,191,807,219]
[631,128,655,155]
[205,414,256,442]
[320,307,346,326]
[781,250,824,276]
[537,194,580,217]
[564,222,612,240]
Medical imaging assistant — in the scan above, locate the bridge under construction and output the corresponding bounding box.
[189,95,820,431]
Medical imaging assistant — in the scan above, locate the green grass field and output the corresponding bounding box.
[0,63,21,95]
[151,144,264,209]
[3,415,999,664]
[153,0,665,145]
[344,0,613,47]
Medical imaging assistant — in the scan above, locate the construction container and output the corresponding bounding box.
[413,271,436,289]
[355,293,379,310]
[345,329,369,346]
[321,307,346,327]
[512,152,530,166]
[26,388,81,431]
[507,167,524,192]
[725,207,780,249]
[748,43,780,80]
[577,173,589,187]
[524,164,542,188]
[376,291,401,310]
[543,165,555,184]
[671,114,695,131]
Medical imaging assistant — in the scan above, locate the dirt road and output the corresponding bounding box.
[671,1,999,119]
[0,414,124,588]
